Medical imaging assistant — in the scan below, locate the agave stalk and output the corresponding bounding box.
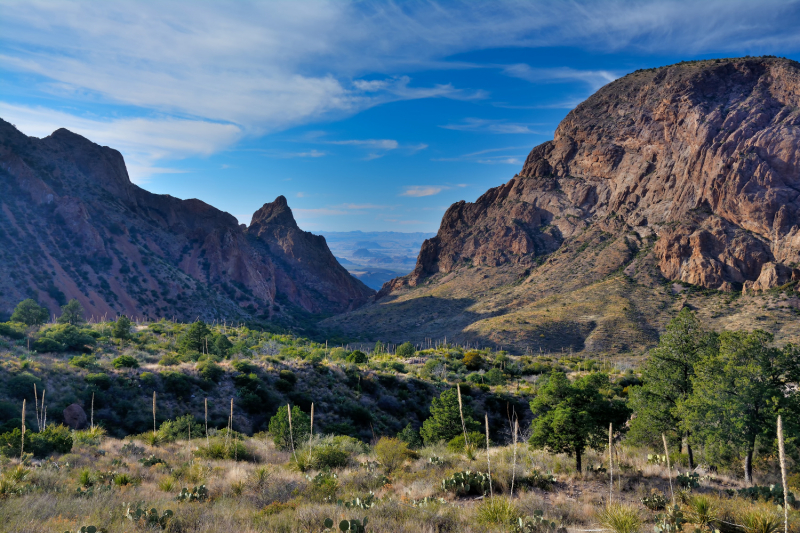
[609,423,614,501]
[287,404,297,461]
[205,397,209,449]
[152,392,157,437]
[485,413,493,499]
[457,384,469,451]
[20,399,25,458]
[778,416,788,533]
[663,433,674,505]
[511,418,519,498]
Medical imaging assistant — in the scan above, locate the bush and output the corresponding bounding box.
[268,405,310,450]
[112,355,139,369]
[158,354,180,366]
[374,437,412,472]
[447,431,488,453]
[197,360,223,382]
[158,415,203,443]
[483,368,506,385]
[463,351,483,370]
[396,342,415,358]
[195,438,249,461]
[160,371,194,398]
[310,442,351,469]
[346,350,368,364]
[0,322,27,339]
[0,425,73,458]
[69,354,99,370]
[36,324,95,352]
[231,359,255,374]
[476,497,521,526]
[397,423,422,448]
[85,373,111,390]
[7,371,42,400]
[598,503,641,533]
[279,369,297,384]
[140,372,157,387]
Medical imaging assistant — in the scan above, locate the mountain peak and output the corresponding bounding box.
[249,195,298,229]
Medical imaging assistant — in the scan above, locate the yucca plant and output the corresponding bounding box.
[78,468,96,487]
[687,495,718,531]
[476,497,521,526]
[6,465,30,483]
[742,511,782,533]
[598,503,642,533]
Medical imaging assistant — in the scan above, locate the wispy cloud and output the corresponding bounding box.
[401,185,449,197]
[501,65,619,91]
[322,137,428,160]
[440,118,545,135]
[333,203,392,210]
[433,146,529,165]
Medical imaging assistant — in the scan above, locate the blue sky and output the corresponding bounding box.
[3,1,800,232]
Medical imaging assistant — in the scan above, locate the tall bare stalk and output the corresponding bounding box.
[778,416,789,533]
[152,392,157,437]
[663,433,674,505]
[485,413,493,498]
[511,418,519,498]
[91,392,95,431]
[309,403,314,447]
[34,385,40,431]
[20,400,26,458]
[457,384,469,450]
[205,398,209,449]
[40,390,45,431]
[609,423,614,501]
[287,404,297,461]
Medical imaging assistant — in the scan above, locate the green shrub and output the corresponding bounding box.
[397,423,422,448]
[442,470,491,496]
[197,360,223,382]
[737,485,796,507]
[85,373,111,390]
[447,431,487,453]
[195,438,249,461]
[268,405,310,450]
[311,442,351,469]
[69,354,99,370]
[112,355,139,369]
[0,425,73,458]
[140,372,157,387]
[36,324,95,352]
[157,415,203,443]
[279,369,297,384]
[600,503,642,533]
[476,497,521,526]
[231,359,255,373]
[483,368,506,385]
[7,371,42,400]
[160,371,193,398]
[158,354,180,366]
[396,342,415,358]
[0,322,27,339]
[276,378,293,391]
[346,350,368,364]
[374,437,412,472]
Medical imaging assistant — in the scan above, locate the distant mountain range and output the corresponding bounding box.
[322,57,800,353]
[0,120,373,323]
[320,231,434,290]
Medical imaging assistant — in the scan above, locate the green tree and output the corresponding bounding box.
[397,422,422,448]
[683,330,799,483]
[396,341,415,358]
[180,321,212,353]
[10,299,49,327]
[528,371,629,472]
[213,334,233,357]
[268,405,311,451]
[346,350,367,364]
[420,388,480,445]
[627,308,715,467]
[112,316,132,341]
[56,299,85,325]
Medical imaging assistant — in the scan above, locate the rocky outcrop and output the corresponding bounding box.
[63,403,87,429]
[0,120,373,321]
[392,57,800,294]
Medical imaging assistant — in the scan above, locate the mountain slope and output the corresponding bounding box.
[0,120,373,322]
[321,57,800,352]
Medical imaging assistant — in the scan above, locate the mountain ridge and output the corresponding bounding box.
[0,120,374,323]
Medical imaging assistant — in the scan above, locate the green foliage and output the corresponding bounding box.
[69,354,99,370]
[176,484,208,502]
[396,423,422,448]
[683,329,799,481]
[35,324,96,352]
[741,510,783,533]
[654,505,685,533]
[160,371,193,399]
[517,470,556,492]
[0,425,73,457]
[447,431,487,453]
[441,470,491,496]
[7,371,42,399]
[463,351,483,370]
[483,367,506,385]
[63,527,108,533]
[112,355,139,369]
[213,334,233,357]
[396,342,415,358]
[197,360,223,382]
[179,321,212,353]
[476,496,521,526]
[513,510,560,533]
[737,485,796,507]
[0,322,27,339]
[195,438,249,460]
[420,388,480,445]
[268,405,310,451]
[374,437,412,472]
[57,299,85,325]
[85,373,111,390]
[112,316,132,340]
[231,359,255,373]
[124,503,173,530]
[641,490,669,511]
[323,517,368,533]
[338,492,379,510]
[528,371,629,471]
[11,299,48,326]
[676,472,700,490]
[113,473,136,486]
[279,369,296,383]
[310,442,351,469]
[346,350,368,364]
[139,455,165,466]
[627,308,713,450]
[306,470,339,502]
[158,415,203,443]
[158,354,180,366]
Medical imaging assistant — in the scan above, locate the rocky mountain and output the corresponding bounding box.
[0,120,373,322]
[322,57,800,353]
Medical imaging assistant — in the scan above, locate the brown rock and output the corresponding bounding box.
[63,403,87,429]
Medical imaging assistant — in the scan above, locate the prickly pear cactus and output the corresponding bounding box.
[441,470,491,496]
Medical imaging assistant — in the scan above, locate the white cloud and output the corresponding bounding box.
[440,118,545,134]
[401,185,449,197]
[501,65,619,91]
[433,146,528,165]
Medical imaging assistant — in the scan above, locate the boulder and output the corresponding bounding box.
[63,403,87,429]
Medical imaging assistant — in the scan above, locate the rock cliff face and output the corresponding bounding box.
[328,57,800,353]
[392,57,800,294]
[0,120,373,321]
